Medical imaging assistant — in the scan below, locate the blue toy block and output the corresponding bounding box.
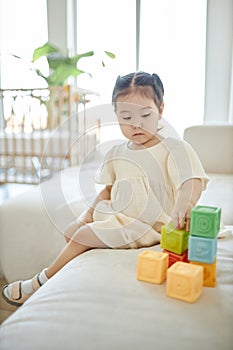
[188,235,217,264]
[190,205,221,238]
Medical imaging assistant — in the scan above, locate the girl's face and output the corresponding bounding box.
[115,92,163,148]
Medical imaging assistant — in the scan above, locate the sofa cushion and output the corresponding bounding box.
[199,173,233,225]
[183,124,233,174]
[0,234,233,350]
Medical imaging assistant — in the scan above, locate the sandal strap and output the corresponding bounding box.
[32,273,42,291]
[12,281,22,300]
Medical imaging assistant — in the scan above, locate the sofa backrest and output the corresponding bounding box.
[183,124,233,174]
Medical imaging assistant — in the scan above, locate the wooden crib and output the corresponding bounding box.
[0,86,100,184]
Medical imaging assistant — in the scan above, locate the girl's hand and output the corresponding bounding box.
[171,178,202,232]
[171,203,193,232]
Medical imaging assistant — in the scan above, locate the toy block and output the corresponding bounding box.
[188,236,217,264]
[190,205,221,238]
[166,262,203,303]
[163,249,189,267]
[190,259,216,287]
[161,223,189,255]
[137,250,169,284]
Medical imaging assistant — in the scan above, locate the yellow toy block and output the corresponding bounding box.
[190,259,216,287]
[166,262,204,303]
[137,250,169,284]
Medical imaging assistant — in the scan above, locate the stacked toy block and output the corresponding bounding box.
[137,249,204,303]
[160,220,204,302]
[160,221,189,267]
[188,205,221,287]
[136,205,221,303]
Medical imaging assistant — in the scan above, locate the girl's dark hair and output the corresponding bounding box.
[112,71,164,109]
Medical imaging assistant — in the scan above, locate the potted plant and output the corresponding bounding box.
[30,41,115,127]
[32,41,115,86]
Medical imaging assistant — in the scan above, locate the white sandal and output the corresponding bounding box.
[2,273,42,307]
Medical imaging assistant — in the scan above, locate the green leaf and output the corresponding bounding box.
[70,51,94,65]
[48,65,87,86]
[34,68,48,82]
[32,42,60,62]
[11,54,21,60]
[104,51,115,59]
[47,53,68,70]
[31,41,114,86]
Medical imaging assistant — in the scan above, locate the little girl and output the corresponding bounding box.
[2,71,209,306]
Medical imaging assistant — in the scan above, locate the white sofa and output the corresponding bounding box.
[0,124,233,350]
[183,124,233,226]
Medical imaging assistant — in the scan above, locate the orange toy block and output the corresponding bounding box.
[166,262,204,303]
[190,259,216,287]
[137,250,169,284]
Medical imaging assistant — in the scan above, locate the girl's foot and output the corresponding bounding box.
[2,268,48,307]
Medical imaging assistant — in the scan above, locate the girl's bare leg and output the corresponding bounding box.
[2,224,106,306]
[46,225,107,278]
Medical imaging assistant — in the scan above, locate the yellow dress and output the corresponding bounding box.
[88,138,209,249]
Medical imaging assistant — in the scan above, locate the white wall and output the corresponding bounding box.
[204,0,233,122]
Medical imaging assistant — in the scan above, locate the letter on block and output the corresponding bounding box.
[161,223,189,255]
[188,236,217,264]
[190,259,216,287]
[163,249,189,267]
[190,205,221,238]
[137,251,168,284]
[166,262,204,303]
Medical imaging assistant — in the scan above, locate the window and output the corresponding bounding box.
[0,0,48,89]
[76,0,207,137]
[0,0,207,136]
[76,0,136,104]
[140,0,207,136]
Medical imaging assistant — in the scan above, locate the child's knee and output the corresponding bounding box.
[70,225,89,244]
[71,225,107,248]
[64,220,82,242]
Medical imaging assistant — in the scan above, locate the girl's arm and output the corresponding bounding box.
[171,178,202,231]
[79,185,112,224]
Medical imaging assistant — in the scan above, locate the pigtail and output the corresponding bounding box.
[152,73,164,106]
[112,73,135,103]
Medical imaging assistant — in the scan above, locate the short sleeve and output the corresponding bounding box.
[167,140,209,190]
[95,148,116,185]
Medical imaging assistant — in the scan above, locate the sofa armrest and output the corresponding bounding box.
[183,124,233,174]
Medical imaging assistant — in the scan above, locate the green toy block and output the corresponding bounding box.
[161,222,189,255]
[190,205,221,238]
